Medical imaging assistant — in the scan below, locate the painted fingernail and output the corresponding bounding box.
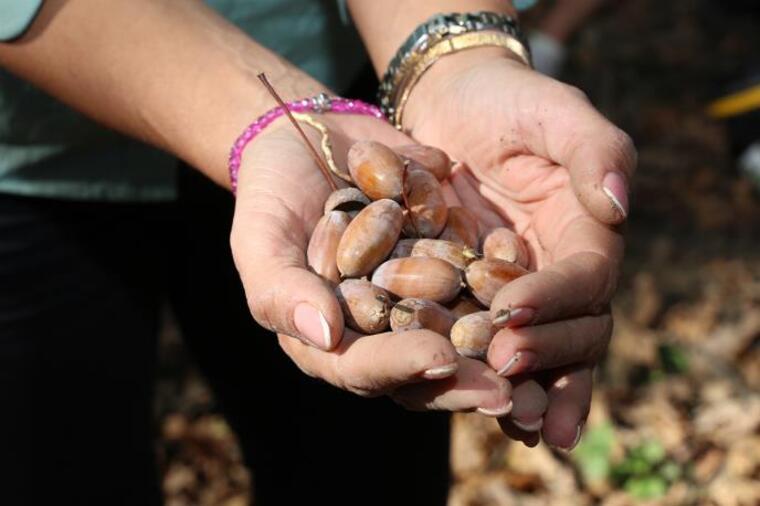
[493,307,535,328]
[496,350,538,377]
[477,400,513,417]
[512,417,544,432]
[422,363,458,379]
[294,303,332,350]
[602,172,629,219]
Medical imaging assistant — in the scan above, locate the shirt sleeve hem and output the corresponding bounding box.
[0,0,45,42]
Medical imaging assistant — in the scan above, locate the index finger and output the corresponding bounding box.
[489,215,623,328]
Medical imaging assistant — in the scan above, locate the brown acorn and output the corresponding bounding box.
[450,311,497,360]
[347,141,405,201]
[446,296,485,319]
[390,238,477,271]
[482,227,530,269]
[307,210,351,285]
[371,257,463,304]
[323,187,370,217]
[394,144,451,181]
[389,298,456,336]
[401,168,448,238]
[335,279,392,334]
[438,207,480,249]
[336,199,403,277]
[465,258,529,306]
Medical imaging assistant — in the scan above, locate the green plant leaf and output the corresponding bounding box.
[624,475,668,500]
[637,440,666,465]
[572,422,615,483]
[658,343,689,374]
[659,461,682,482]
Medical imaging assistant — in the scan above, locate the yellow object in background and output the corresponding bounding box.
[707,83,760,119]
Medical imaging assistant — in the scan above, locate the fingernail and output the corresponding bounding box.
[477,400,513,417]
[602,172,629,218]
[512,417,544,432]
[493,307,535,328]
[293,303,332,350]
[422,363,458,379]
[496,350,538,377]
[552,423,584,453]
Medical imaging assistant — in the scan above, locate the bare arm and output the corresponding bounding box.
[0,0,325,188]
[346,0,518,76]
[347,0,636,451]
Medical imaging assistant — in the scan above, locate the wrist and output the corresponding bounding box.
[403,46,527,135]
[231,95,391,194]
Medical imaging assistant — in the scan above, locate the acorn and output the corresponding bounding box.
[307,210,351,285]
[390,238,477,271]
[438,206,480,249]
[450,311,497,360]
[394,144,451,182]
[465,258,529,306]
[336,199,403,277]
[372,257,463,304]
[323,187,370,217]
[390,298,456,336]
[347,141,405,201]
[335,279,392,334]
[401,168,448,238]
[482,227,530,269]
[446,296,486,320]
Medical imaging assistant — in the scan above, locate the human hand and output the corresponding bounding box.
[405,49,635,449]
[229,113,538,416]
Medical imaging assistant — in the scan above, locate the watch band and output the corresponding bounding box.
[378,12,531,124]
[392,31,531,129]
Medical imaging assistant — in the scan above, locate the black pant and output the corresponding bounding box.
[0,169,450,505]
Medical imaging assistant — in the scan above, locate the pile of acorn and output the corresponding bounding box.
[308,141,531,359]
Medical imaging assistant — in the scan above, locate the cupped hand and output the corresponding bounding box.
[229,113,530,417]
[405,49,636,450]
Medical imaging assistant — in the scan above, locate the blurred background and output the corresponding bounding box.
[155,1,760,504]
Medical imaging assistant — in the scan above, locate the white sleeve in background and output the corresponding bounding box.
[0,0,44,42]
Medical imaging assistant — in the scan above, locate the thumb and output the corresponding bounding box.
[526,81,637,224]
[230,194,344,351]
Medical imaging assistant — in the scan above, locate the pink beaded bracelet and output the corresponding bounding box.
[228,93,385,194]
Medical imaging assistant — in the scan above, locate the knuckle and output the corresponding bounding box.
[589,315,614,360]
[245,288,280,333]
[409,330,455,366]
[578,251,618,312]
[488,377,512,406]
[609,127,638,174]
[560,83,590,103]
[334,358,382,398]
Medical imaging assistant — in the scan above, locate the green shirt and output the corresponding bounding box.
[0,0,366,201]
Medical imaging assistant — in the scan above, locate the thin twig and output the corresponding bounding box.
[257,73,337,191]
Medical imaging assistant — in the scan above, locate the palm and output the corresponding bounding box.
[406,56,622,274]
[238,115,411,238]
[457,154,592,271]
[231,117,516,418]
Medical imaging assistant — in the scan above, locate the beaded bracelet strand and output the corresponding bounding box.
[228,92,385,194]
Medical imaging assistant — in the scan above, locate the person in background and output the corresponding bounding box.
[0,0,634,504]
[529,0,608,76]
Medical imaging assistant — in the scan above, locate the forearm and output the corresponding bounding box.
[0,0,325,188]
[346,0,517,76]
